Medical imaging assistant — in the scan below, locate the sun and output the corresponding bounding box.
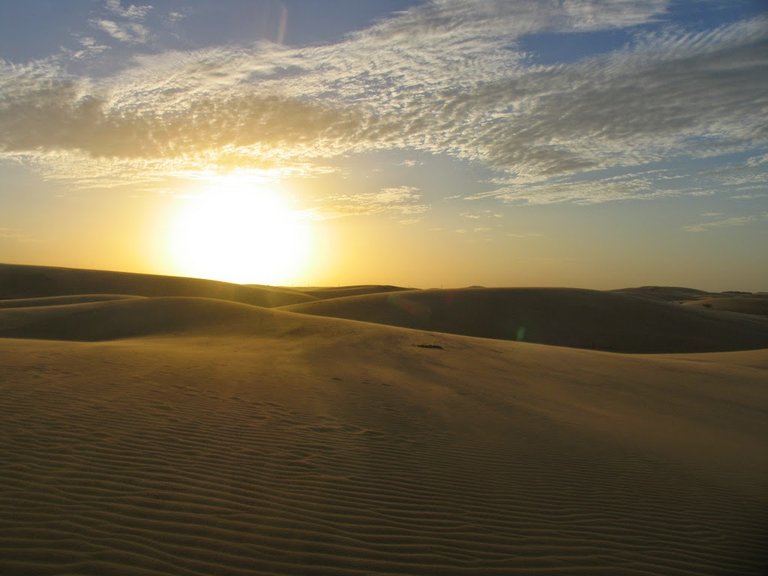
[167,177,312,285]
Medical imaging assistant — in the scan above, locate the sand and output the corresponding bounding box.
[284,287,768,352]
[611,286,712,302]
[615,286,768,318]
[682,295,768,317]
[1,268,767,575]
[292,285,413,300]
[0,294,144,308]
[0,263,314,307]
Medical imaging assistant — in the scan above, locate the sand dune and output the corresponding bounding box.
[0,294,766,575]
[284,287,768,353]
[0,293,143,308]
[683,295,768,317]
[0,263,314,307]
[614,286,768,316]
[611,285,712,302]
[1,268,767,575]
[295,285,412,300]
[0,296,305,341]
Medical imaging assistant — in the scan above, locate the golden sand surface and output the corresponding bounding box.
[1,267,767,575]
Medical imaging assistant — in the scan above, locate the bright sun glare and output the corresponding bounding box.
[168,177,312,285]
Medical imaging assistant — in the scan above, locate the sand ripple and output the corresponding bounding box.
[1,324,766,575]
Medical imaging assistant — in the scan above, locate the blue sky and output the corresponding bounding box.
[1,0,766,289]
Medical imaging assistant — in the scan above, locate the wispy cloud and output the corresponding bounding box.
[470,170,673,204]
[166,11,188,24]
[62,35,111,61]
[746,153,768,167]
[90,0,152,45]
[105,0,153,20]
[90,19,150,44]
[0,227,38,243]
[321,186,429,220]
[460,209,503,220]
[0,0,766,205]
[684,212,768,232]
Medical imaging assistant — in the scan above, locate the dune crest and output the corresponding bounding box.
[0,293,143,308]
[284,287,768,353]
[0,296,309,341]
[683,295,768,317]
[0,263,314,307]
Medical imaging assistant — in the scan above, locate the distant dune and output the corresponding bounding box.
[284,287,768,353]
[0,293,142,308]
[0,263,314,307]
[611,285,712,302]
[683,295,768,317]
[291,284,412,300]
[0,296,305,341]
[1,266,767,575]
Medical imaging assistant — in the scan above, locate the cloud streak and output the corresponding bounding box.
[90,19,150,44]
[0,0,766,205]
[105,0,153,20]
[684,212,768,233]
[0,227,38,243]
[90,0,153,45]
[320,186,429,220]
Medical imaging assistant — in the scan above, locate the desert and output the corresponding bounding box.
[3,1,767,574]
[1,264,766,575]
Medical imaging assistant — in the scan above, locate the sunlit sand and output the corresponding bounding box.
[1,264,766,575]
[3,1,766,574]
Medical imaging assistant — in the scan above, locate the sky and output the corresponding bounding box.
[1,0,767,290]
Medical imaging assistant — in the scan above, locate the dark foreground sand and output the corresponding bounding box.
[1,268,767,575]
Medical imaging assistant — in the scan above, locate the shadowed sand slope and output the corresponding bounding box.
[0,300,766,575]
[683,295,768,317]
[611,286,712,302]
[615,287,768,317]
[0,263,314,307]
[283,287,768,353]
[0,294,143,308]
[295,285,412,300]
[0,296,307,341]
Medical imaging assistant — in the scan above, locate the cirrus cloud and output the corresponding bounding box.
[320,186,429,220]
[684,212,768,233]
[0,0,766,206]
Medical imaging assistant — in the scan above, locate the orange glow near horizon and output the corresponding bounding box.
[166,176,313,285]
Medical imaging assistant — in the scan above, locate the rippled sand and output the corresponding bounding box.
[1,291,766,575]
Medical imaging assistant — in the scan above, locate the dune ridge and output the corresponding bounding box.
[615,286,768,318]
[0,293,143,308]
[4,290,767,352]
[283,287,768,353]
[294,285,412,300]
[683,295,768,317]
[0,263,314,307]
[611,286,712,302]
[0,296,303,341]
